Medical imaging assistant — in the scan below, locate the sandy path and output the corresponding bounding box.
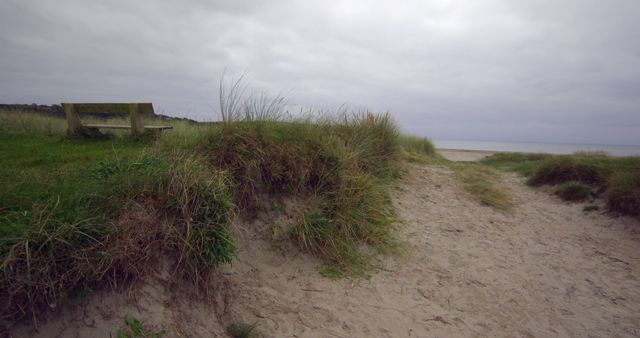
[12,162,640,337]
[222,163,640,337]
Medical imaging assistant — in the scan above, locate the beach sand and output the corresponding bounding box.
[438,148,498,162]
[13,161,640,337]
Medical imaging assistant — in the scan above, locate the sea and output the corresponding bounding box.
[432,139,640,157]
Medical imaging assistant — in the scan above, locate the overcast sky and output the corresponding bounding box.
[1,0,639,145]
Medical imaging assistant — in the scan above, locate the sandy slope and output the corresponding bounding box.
[12,161,640,337]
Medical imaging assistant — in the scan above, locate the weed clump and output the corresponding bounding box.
[556,182,593,202]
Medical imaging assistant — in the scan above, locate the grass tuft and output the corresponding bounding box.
[556,182,593,202]
[318,265,343,280]
[114,315,165,338]
[399,135,435,161]
[227,321,258,338]
[453,163,513,211]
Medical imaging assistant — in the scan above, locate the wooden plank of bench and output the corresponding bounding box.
[85,124,132,129]
[85,124,173,130]
[144,126,173,130]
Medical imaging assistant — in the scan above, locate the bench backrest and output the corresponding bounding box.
[62,102,154,136]
[67,103,154,116]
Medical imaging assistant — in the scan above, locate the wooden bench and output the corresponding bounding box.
[62,102,172,137]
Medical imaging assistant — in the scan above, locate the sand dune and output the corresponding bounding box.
[13,162,640,337]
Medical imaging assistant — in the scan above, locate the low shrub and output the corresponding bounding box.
[556,182,593,202]
[606,172,640,216]
[528,157,608,187]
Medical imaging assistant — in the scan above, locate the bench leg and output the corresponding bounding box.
[63,103,83,137]
[129,103,145,136]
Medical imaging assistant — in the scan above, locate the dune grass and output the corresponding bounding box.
[482,152,640,216]
[0,101,437,325]
[399,135,436,159]
[453,163,513,211]
[200,113,403,270]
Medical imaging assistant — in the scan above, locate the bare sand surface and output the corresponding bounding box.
[12,163,640,337]
[438,149,498,161]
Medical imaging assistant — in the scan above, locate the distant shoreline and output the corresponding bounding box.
[437,148,500,154]
[435,147,640,162]
[433,139,640,157]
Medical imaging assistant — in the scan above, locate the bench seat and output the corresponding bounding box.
[84,124,173,130]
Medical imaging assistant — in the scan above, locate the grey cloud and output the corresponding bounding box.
[1,0,639,144]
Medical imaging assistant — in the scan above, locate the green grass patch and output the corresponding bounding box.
[480,152,551,177]
[0,132,149,238]
[0,131,235,324]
